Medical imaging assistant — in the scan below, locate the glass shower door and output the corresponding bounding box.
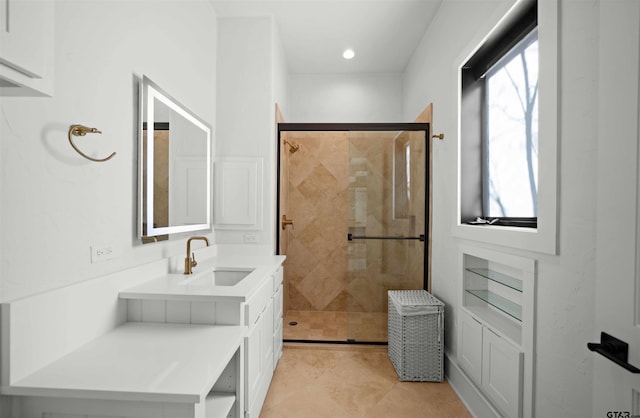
[346,129,428,342]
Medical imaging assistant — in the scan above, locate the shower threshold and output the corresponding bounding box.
[283,310,388,345]
[284,338,388,346]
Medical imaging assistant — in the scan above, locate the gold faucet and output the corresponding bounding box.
[184,236,210,274]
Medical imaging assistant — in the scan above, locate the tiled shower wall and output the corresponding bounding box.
[282,132,350,312]
[281,131,425,315]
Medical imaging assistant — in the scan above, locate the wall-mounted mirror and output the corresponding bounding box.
[138,76,212,244]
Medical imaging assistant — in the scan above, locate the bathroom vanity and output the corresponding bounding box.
[4,323,244,418]
[0,254,285,418]
[121,255,285,418]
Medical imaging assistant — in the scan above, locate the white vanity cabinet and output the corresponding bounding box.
[0,257,286,418]
[119,257,286,418]
[244,267,283,418]
[0,0,54,96]
[2,323,246,418]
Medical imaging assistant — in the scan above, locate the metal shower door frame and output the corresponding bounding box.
[276,122,430,292]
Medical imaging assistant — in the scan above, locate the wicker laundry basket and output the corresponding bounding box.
[388,290,444,382]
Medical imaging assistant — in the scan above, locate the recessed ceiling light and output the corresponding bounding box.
[342,48,355,60]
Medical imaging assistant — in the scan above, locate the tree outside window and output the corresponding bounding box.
[485,29,539,218]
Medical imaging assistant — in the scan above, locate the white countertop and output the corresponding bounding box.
[3,322,245,404]
[119,255,285,303]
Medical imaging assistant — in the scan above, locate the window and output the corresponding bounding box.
[485,29,538,218]
[460,0,538,228]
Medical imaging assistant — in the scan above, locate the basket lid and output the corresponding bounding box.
[388,290,444,316]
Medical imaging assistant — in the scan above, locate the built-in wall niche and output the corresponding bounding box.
[458,245,536,418]
[463,254,525,345]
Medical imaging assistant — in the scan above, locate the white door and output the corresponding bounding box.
[593,2,640,416]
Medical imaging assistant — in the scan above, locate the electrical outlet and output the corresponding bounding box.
[91,245,116,263]
[244,234,259,244]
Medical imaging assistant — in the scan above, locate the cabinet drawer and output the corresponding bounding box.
[245,275,274,326]
[272,267,283,292]
[273,285,283,326]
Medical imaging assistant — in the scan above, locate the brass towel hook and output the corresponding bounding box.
[68,124,116,162]
[432,133,445,140]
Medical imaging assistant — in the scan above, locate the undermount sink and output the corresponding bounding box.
[212,269,254,286]
[181,268,255,287]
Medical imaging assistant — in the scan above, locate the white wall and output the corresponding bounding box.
[0,1,218,302]
[215,17,289,252]
[404,0,516,353]
[403,1,598,417]
[288,73,403,123]
[272,23,290,122]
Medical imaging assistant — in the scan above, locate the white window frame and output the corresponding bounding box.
[455,0,558,255]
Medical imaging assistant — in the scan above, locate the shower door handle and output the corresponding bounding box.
[282,215,294,230]
[347,233,425,241]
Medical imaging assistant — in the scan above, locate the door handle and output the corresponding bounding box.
[587,332,640,373]
[281,215,294,230]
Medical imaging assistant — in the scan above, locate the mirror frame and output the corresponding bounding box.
[138,75,212,241]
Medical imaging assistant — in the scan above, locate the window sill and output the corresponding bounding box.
[465,218,537,228]
[454,222,556,255]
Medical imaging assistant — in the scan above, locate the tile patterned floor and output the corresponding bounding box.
[261,343,471,418]
[284,310,388,342]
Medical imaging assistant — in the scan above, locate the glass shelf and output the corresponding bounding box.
[466,268,522,292]
[466,289,522,322]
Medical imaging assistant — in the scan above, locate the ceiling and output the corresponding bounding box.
[209,1,443,75]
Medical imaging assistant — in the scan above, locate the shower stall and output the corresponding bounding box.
[277,123,430,343]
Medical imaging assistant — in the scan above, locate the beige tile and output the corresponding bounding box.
[262,344,471,418]
[297,264,345,311]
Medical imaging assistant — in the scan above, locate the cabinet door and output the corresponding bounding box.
[272,267,283,292]
[482,327,523,418]
[273,284,283,329]
[246,301,275,416]
[458,309,483,384]
[0,0,51,78]
[262,301,274,378]
[244,322,262,411]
